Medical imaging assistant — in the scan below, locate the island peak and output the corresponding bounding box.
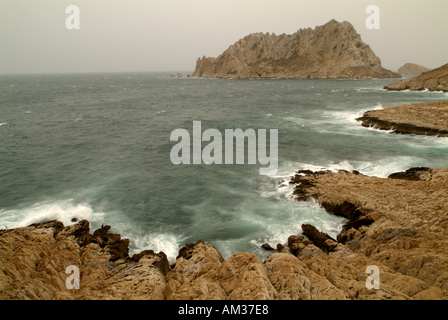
[192,19,400,79]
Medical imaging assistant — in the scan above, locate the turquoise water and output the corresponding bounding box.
[1,72,447,262]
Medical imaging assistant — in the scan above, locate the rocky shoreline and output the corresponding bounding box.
[356,101,448,137]
[1,166,447,300]
[384,63,448,92]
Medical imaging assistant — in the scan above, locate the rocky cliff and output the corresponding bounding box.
[384,63,448,92]
[398,63,431,75]
[1,166,447,300]
[191,19,400,79]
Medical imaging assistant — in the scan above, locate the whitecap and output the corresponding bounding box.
[327,160,354,173]
[0,123,6,127]
[128,231,186,264]
[0,200,102,230]
[373,103,384,110]
[350,156,430,178]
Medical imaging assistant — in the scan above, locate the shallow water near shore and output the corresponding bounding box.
[1,72,447,262]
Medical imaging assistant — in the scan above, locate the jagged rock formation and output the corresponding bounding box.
[0,220,169,300]
[1,166,447,300]
[398,63,431,75]
[191,19,400,79]
[356,101,448,137]
[384,63,448,92]
[279,166,448,299]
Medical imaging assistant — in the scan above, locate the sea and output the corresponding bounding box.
[1,72,447,263]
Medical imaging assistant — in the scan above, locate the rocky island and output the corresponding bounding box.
[356,101,448,137]
[384,63,448,92]
[191,19,400,79]
[1,165,447,300]
[398,63,431,75]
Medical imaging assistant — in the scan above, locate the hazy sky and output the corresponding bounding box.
[1,0,447,74]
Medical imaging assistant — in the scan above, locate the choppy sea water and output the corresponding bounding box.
[1,72,447,262]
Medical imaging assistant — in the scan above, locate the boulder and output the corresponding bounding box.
[301,224,339,253]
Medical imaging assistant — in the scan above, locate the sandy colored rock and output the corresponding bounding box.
[398,63,431,75]
[265,252,347,300]
[279,166,448,299]
[384,63,448,92]
[192,19,399,79]
[163,239,227,300]
[356,101,448,137]
[0,220,169,300]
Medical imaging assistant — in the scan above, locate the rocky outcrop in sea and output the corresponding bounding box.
[191,19,400,79]
[384,63,448,92]
[398,63,431,75]
[356,101,448,137]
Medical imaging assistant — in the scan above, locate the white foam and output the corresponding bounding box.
[246,198,347,258]
[364,124,395,134]
[328,160,354,173]
[0,200,103,230]
[129,232,185,264]
[322,103,383,126]
[352,156,426,178]
[325,110,364,123]
[0,123,6,127]
[373,103,384,110]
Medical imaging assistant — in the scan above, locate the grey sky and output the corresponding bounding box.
[1,0,447,74]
